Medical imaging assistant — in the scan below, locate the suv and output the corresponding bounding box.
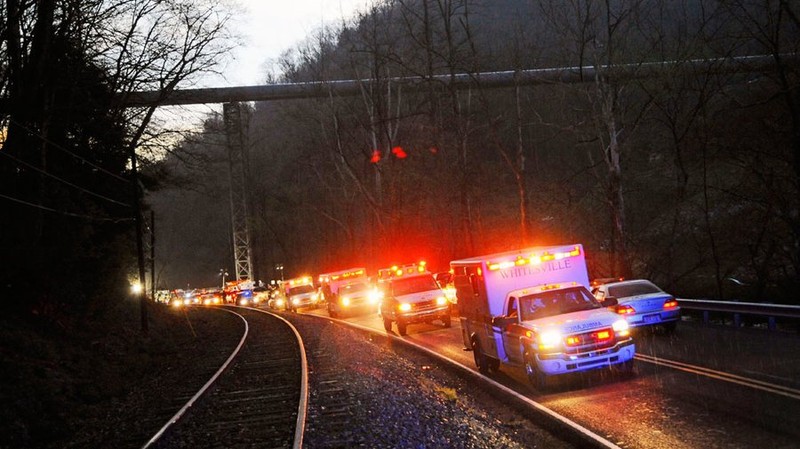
[286,283,319,312]
[378,273,451,336]
[327,281,380,318]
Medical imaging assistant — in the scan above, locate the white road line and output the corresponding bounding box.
[635,353,800,400]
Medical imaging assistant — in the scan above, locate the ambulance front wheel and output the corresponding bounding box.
[617,359,635,377]
[397,319,408,336]
[383,317,392,332]
[524,351,549,391]
[442,315,451,328]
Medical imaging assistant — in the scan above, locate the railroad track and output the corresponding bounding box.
[136,305,609,448]
[143,307,306,449]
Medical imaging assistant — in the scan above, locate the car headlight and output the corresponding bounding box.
[240,298,249,305]
[538,330,562,349]
[436,296,448,306]
[368,289,383,303]
[613,319,630,337]
[398,303,412,312]
[341,297,351,307]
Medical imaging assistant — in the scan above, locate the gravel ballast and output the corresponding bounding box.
[286,312,575,448]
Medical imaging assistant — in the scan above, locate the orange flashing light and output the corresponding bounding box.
[487,246,582,271]
[566,336,580,346]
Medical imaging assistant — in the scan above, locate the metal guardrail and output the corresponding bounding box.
[678,299,800,330]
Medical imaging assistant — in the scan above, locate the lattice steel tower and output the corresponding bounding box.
[223,102,253,281]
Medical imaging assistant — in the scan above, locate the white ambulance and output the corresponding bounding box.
[451,244,635,389]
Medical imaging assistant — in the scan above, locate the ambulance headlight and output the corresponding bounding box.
[341,297,351,307]
[398,303,412,312]
[538,330,562,349]
[435,296,448,306]
[276,299,285,307]
[292,298,301,305]
[613,319,630,337]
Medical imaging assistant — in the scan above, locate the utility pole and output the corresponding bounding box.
[150,210,155,302]
[129,145,148,332]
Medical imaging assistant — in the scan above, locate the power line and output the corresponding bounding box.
[6,118,131,184]
[0,150,131,208]
[0,192,133,223]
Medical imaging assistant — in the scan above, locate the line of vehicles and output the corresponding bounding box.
[161,279,270,308]
[165,243,682,390]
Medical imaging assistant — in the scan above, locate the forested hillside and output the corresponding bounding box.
[152,0,799,302]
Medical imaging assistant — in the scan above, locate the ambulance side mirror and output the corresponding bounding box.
[492,316,516,328]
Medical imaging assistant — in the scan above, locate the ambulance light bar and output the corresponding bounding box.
[487,246,581,271]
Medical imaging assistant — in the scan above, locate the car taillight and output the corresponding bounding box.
[663,298,678,309]
[616,304,636,315]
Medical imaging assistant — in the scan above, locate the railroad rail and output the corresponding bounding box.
[291,311,621,449]
[143,307,306,449]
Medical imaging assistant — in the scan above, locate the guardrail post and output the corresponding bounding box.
[734,313,741,327]
[768,316,776,331]
[703,310,709,324]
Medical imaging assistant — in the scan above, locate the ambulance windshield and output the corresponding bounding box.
[519,287,600,320]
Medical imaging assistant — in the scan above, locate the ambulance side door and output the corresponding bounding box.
[501,296,525,364]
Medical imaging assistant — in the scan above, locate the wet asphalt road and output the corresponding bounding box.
[300,308,800,449]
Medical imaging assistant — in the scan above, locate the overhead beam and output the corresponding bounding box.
[120,54,797,107]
